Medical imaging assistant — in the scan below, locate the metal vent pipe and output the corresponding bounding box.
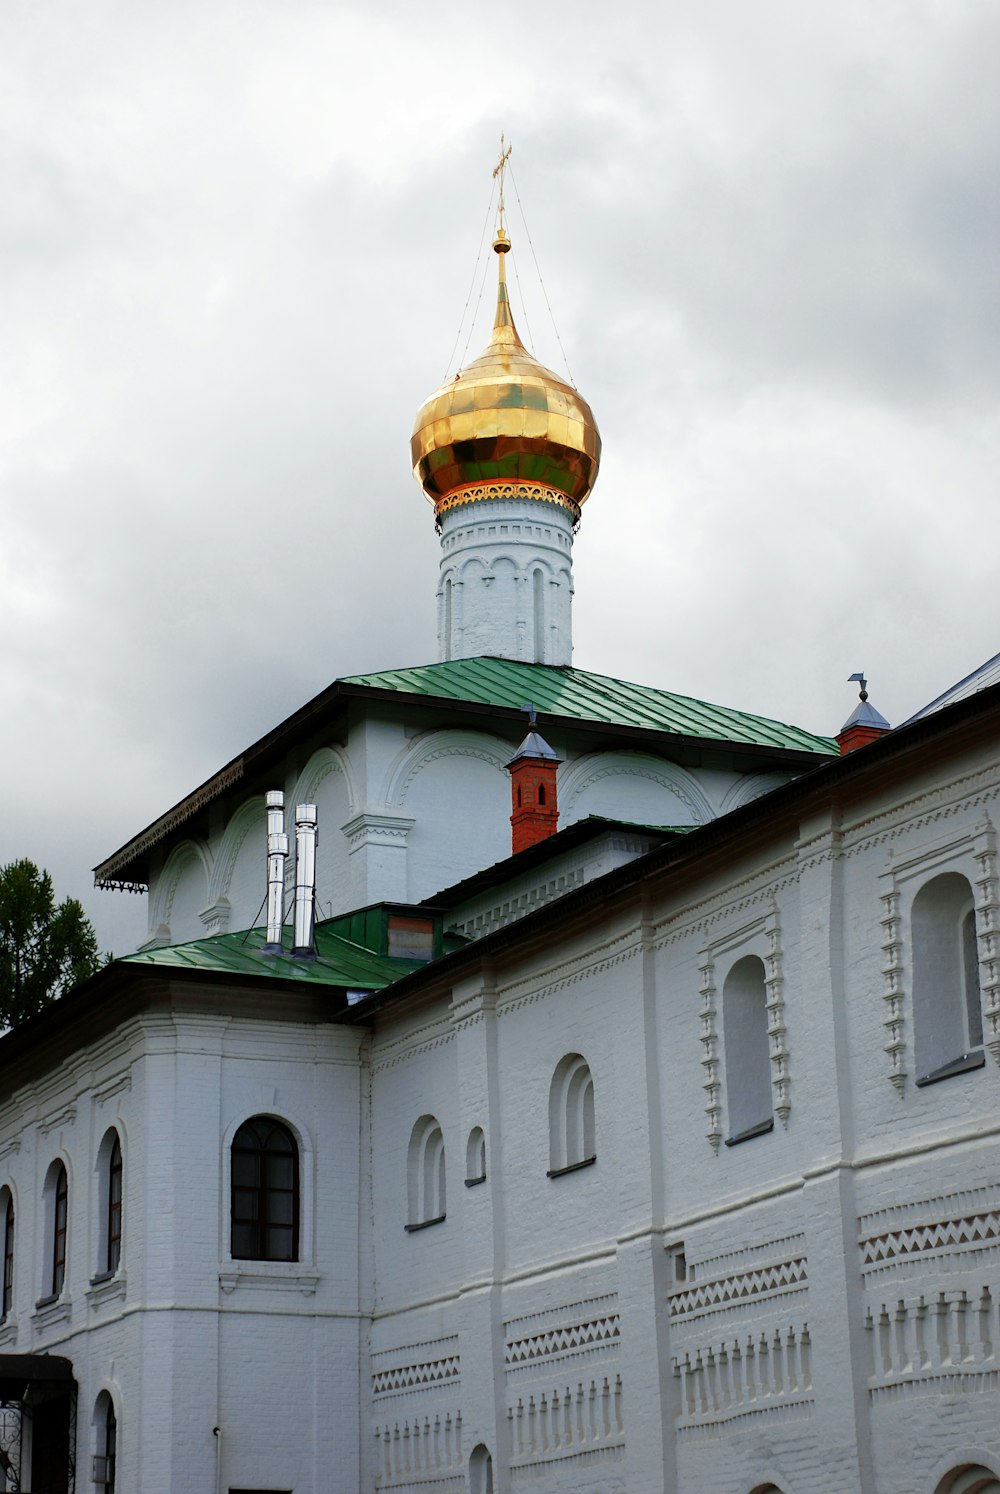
[292,803,318,959]
[263,790,288,955]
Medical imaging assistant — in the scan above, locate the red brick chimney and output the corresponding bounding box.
[837,672,891,755]
[506,707,561,854]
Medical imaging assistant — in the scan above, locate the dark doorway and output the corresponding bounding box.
[0,1354,76,1494]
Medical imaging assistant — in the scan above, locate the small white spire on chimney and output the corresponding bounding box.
[292,803,318,959]
[263,790,288,954]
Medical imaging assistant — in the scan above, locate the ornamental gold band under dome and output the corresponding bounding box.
[411,204,601,524]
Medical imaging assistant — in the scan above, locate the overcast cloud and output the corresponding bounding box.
[1,0,997,955]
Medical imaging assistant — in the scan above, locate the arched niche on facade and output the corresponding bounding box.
[208,794,266,930]
[383,731,511,902]
[290,748,356,922]
[148,839,211,946]
[559,750,714,830]
[719,772,795,815]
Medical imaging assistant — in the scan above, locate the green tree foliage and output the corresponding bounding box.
[0,860,101,1029]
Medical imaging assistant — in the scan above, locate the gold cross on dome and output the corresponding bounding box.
[493,133,512,234]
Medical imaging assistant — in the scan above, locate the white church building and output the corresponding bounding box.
[1,189,999,1494]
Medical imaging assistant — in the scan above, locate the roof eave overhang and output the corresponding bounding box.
[0,959,351,1093]
[338,680,1000,1025]
[93,679,834,890]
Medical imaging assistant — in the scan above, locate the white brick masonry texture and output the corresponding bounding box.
[2,735,999,1490]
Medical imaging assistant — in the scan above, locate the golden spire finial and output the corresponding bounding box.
[490,135,516,339]
[492,133,512,242]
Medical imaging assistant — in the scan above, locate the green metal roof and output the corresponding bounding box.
[122,922,424,989]
[343,657,836,755]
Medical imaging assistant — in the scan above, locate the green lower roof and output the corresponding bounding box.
[343,657,836,755]
[123,923,423,989]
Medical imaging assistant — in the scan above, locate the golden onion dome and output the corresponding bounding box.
[411,232,601,523]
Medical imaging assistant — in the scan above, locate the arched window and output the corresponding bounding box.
[935,1468,1000,1494]
[41,1160,70,1298]
[723,955,773,1144]
[93,1392,117,1492]
[912,872,985,1084]
[230,1117,299,1262]
[108,1136,123,1273]
[406,1116,446,1230]
[465,1126,487,1186]
[96,1130,124,1278]
[548,1054,596,1176]
[1,1188,13,1320]
[470,1443,494,1494]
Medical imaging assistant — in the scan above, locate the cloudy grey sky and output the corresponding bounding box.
[2,0,997,954]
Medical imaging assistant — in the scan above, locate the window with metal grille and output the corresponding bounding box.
[230,1117,299,1262]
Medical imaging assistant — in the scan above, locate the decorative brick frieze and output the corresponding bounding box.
[651,863,799,954]
[372,1340,461,1397]
[373,1409,463,1487]
[505,1312,620,1369]
[668,1257,808,1321]
[508,1373,623,1466]
[973,823,1000,1063]
[698,950,722,1153]
[450,868,585,940]
[879,878,907,1093]
[840,767,1000,860]
[859,1207,1000,1277]
[865,1284,999,1395]
[764,904,790,1126]
[673,1324,813,1429]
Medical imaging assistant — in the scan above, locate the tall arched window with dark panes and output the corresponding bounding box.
[51,1162,68,1295]
[231,1117,299,1262]
[107,1135,123,1273]
[723,955,773,1144]
[912,871,985,1084]
[1,1190,13,1319]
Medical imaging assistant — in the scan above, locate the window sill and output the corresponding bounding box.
[464,1175,487,1189]
[87,1271,126,1310]
[547,1155,596,1179]
[219,1263,319,1296]
[32,1295,71,1331]
[916,1049,985,1087]
[405,1214,446,1233]
[725,1117,774,1147]
[0,1317,17,1348]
